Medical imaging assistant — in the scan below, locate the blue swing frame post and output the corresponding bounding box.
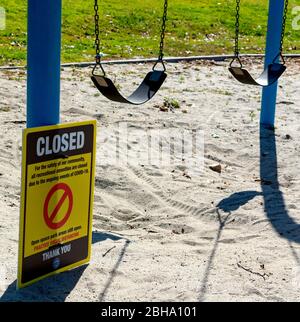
[27,0,62,128]
[261,0,285,128]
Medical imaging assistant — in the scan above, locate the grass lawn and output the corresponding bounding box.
[0,0,299,65]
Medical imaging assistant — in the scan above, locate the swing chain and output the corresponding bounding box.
[94,0,101,63]
[158,0,168,62]
[93,0,106,76]
[153,0,168,71]
[272,0,289,65]
[279,0,289,56]
[234,0,241,58]
[230,0,242,68]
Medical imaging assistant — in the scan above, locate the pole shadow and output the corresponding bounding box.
[260,125,300,243]
[0,231,124,302]
[199,124,300,301]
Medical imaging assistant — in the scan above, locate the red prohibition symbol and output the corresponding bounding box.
[43,183,73,230]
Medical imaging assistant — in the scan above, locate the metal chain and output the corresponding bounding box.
[158,0,168,61]
[232,0,288,66]
[94,0,101,64]
[93,0,168,73]
[279,0,289,55]
[234,0,241,58]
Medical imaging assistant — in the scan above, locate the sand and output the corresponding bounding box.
[0,59,300,302]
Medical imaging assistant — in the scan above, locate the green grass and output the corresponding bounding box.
[0,0,299,65]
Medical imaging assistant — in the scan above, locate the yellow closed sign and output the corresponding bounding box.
[18,120,96,289]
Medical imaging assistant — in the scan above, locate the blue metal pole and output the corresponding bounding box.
[261,0,285,128]
[27,0,62,128]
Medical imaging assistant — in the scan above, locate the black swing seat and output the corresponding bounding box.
[91,70,167,105]
[229,63,286,87]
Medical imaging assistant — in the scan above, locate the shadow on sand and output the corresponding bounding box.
[198,125,300,301]
[0,231,127,302]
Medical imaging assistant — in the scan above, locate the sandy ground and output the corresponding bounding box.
[1,59,300,302]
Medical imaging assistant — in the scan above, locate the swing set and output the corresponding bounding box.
[90,0,289,104]
[26,0,291,129]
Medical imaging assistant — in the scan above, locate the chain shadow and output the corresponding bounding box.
[198,191,260,301]
[98,239,130,302]
[0,231,123,302]
[198,209,230,302]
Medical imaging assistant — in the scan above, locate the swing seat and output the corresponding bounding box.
[91,70,167,105]
[229,63,286,87]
